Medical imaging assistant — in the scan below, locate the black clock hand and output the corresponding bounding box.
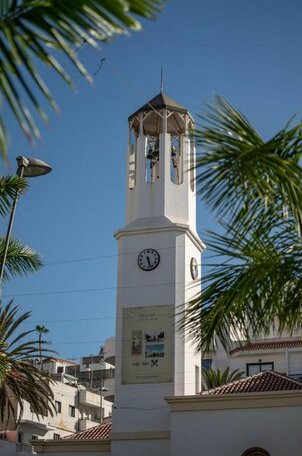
[147,256,151,267]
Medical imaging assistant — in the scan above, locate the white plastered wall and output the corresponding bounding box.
[126,132,197,229]
[170,397,302,456]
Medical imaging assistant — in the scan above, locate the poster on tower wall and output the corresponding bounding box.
[122,305,173,384]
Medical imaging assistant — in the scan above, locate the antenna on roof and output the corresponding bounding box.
[160,67,164,94]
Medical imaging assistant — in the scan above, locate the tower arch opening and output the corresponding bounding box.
[128,92,193,186]
[170,134,183,185]
[146,135,160,184]
[128,124,137,189]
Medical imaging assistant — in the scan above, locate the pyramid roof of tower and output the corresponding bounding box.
[128,91,188,121]
[201,370,302,396]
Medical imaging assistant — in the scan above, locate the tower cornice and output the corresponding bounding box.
[114,222,206,252]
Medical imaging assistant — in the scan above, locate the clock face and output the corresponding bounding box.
[190,257,198,280]
[138,248,160,271]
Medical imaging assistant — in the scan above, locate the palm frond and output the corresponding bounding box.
[202,367,245,390]
[180,221,302,352]
[0,300,55,421]
[35,325,49,335]
[194,96,302,233]
[0,238,43,282]
[0,175,27,217]
[0,0,165,160]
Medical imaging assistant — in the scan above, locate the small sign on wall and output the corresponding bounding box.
[122,305,173,384]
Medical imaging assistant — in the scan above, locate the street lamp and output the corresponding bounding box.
[0,156,52,288]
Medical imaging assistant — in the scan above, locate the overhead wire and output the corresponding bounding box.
[2,278,202,298]
[44,238,205,267]
[25,309,178,324]
[99,56,165,119]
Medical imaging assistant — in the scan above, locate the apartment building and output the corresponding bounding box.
[0,353,114,455]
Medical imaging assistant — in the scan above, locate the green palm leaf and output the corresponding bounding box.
[0,300,55,421]
[194,96,302,233]
[0,175,27,217]
[202,367,245,390]
[182,97,302,352]
[0,237,43,282]
[182,220,302,351]
[0,0,165,160]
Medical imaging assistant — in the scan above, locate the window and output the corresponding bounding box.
[53,433,60,440]
[246,362,274,376]
[18,432,23,443]
[202,358,212,371]
[55,401,61,413]
[242,447,270,456]
[57,366,64,373]
[69,405,75,417]
[31,435,39,440]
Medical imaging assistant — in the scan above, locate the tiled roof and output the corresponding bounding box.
[64,422,111,440]
[202,371,302,396]
[230,339,302,355]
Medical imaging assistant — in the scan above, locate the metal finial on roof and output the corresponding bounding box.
[160,68,164,94]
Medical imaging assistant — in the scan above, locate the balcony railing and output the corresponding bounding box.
[50,368,115,391]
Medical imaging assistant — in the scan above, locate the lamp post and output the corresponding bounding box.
[0,156,52,289]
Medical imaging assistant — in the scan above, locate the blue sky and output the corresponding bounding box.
[1,0,302,360]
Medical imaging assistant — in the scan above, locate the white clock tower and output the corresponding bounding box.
[111,91,205,456]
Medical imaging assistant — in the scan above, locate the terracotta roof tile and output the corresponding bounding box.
[230,339,302,355]
[201,371,302,396]
[64,422,111,440]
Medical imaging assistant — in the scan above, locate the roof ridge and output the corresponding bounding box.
[203,370,265,394]
[266,370,302,386]
[63,421,112,440]
[202,370,302,395]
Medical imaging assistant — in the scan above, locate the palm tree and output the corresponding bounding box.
[202,367,244,390]
[0,0,165,159]
[0,170,50,419]
[0,300,54,421]
[35,325,49,371]
[181,97,302,351]
[0,175,43,283]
